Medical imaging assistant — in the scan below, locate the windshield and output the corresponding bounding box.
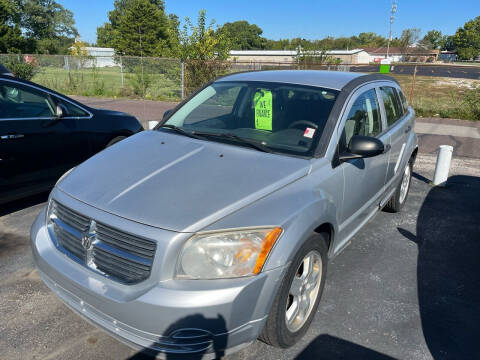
[161,81,339,157]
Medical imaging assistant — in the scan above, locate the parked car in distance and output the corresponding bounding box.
[0,74,143,204]
[0,63,13,76]
[31,70,417,356]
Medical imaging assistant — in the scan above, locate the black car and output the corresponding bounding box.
[0,63,13,76]
[0,74,143,204]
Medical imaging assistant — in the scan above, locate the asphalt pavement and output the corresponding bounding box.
[2,96,480,359]
[349,64,480,79]
[1,155,479,360]
[71,96,480,159]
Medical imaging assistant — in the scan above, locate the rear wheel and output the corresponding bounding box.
[384,159,412,213]
[259,233,328,348]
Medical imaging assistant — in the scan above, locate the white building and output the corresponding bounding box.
[229,49,370,64]
[84,47,116,67]
[68,46,116,68]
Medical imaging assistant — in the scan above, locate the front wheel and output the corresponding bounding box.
[384,160,412,213]
[259,233,328,348]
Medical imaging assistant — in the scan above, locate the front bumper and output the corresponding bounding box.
[31,206,287,357]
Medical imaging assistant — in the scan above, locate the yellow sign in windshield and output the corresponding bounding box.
[254,89,273,131]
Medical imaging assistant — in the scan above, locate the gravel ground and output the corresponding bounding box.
[1,154,479,360]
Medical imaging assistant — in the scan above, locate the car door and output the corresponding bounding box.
[378,85,412,191]
[0,79,84,198]
[334,85,389,248]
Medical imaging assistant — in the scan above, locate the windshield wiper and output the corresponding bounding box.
[194,131,273,153]
[160,124,204,140]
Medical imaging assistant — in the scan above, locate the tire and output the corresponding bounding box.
[384,159,413,213]
[259,233,328,348]
[106,136,126,148]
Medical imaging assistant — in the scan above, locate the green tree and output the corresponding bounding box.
[420,30,444,49]
[4,0,79,54]
[96,0,176,57]
[217,20,266,50]
[178,9,230,61]
[399,28,421,52]
[442,35,455,51]
[355,32,387,47]
[20,0,78,39]
[0,0,25,52]
[113,0,169,56]
[179,10,231,93]
[96,22,116,47]
[454,16,480,60]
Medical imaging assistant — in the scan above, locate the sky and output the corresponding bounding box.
[60,0,480,45]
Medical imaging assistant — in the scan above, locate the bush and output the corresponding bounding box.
[463,85,480,120]
[5,62,37,80]
[129,66,153,97]
[185,60,231,95]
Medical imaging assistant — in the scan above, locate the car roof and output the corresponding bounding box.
[216,70,369,91]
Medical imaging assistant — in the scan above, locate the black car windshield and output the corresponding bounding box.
[161,81,339,157]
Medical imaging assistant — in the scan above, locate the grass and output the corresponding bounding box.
[31,66,182,101]
[27,65,480,121]
[390,74,480,120]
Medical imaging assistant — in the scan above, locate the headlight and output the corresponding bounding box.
[176,227,282,279]
[45,197,55,226]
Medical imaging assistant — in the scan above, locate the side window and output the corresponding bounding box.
[0,82,55,119]
[340,88,382,152]
[380,86,403,127]
[60,100,89,117]
[397,89,409,113]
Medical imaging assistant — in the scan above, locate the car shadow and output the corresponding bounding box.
[127,314,228,360]
[0,192,49,217]
[294,334,394,360]
[398,175,480,359]
[411,171,430,184]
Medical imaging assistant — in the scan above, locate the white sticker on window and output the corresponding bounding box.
[303,127,316,138]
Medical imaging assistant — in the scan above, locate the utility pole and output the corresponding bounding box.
[386,0,398,59]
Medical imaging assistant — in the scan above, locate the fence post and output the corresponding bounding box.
[409,65,418,104]
[181,60,185,99]
[120,56,124,88]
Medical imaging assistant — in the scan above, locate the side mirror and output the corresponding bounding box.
[163,109,173,120]
[56,103,68,118]
[339,135,385,162]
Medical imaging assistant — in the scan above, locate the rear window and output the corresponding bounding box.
[397,89,409,113]
[380,86,404,126]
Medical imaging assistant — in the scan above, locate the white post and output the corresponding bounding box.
[148,120,159,130]
[433,145,453,186]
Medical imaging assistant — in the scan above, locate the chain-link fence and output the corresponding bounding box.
[0,54,183,101]
[226,61,480,121]
[1,54,479,120]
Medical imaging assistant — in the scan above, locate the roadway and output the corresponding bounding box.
[349,64,480,79]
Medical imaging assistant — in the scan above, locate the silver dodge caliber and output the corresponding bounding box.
[31,70,417,357]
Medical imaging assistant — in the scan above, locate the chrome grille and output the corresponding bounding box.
[55,201,90,232]
[48,200,156,284]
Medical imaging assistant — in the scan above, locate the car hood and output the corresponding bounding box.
[58,131,311,233]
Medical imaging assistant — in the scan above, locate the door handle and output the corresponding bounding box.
[404,125,411,134]
[0,134,24,140]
